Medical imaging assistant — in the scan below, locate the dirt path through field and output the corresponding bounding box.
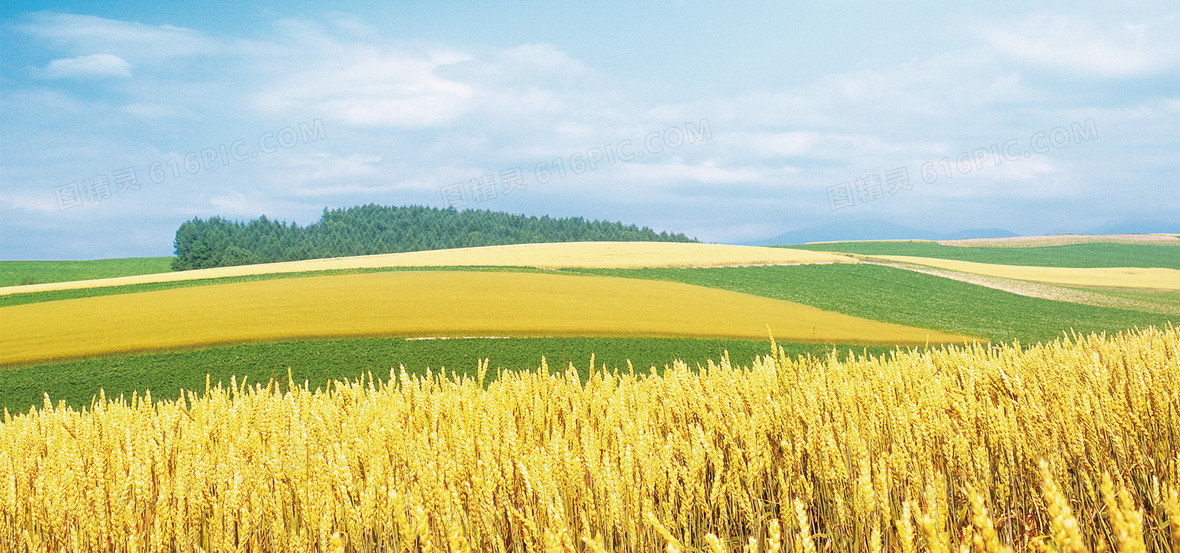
[866,259,1178,315]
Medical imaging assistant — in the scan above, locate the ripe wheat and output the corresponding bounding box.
[0,325,1176,552]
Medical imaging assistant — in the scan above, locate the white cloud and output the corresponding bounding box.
[973,73,1031,106]
[329,87,474,128]
[620,159,766,186]
[252,38,475,128]
[696,48,1022,140]
[323,12,379,39]
[3,88,86,117]
[5,8,1178,259]
[1,192,59,214]
[997,156,1058,183]
[273,152,386,193]
[982,14,1180,79]
[733,131,910,162]
[207,192,265,217]
[44,54,132,78]
[249,33,623,136]
[746,132,816,158]
[19,12,220,64]
[473,44,593,84]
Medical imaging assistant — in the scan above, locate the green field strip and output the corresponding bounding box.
[790,241,1180,269]
[0,336,899,413]
[563,264,1176,344]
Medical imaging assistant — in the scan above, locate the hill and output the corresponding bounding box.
[172,204,696,270]
[1,242,851,297]
[2,240,1173,411]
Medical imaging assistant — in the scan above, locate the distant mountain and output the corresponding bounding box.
[745,221,1018,246]
[942,228,1021,240]
[1095,220,1180,235]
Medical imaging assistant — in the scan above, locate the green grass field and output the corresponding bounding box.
[0,257,173,287]
[569,264,1176,344]
[0,336,901,413]
[1076,287,1180,315]
[791,241,1180,269]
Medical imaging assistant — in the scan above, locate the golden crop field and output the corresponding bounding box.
[0,271,965,365]
[874,255,1180,290]
[1,325,1176,552]
[0,242,854,296]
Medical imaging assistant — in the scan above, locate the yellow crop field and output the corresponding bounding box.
[0,271,965,365]
[1,326,1176,552]
[875,255,1180,290]
[0,242,854,296]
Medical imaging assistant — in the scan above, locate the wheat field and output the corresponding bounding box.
[873,255,1180,290]
[1,325,1176,552]
[0,242,854,296]
[0,271,964,365]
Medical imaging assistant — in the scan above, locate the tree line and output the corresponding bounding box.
[172,204,696,270]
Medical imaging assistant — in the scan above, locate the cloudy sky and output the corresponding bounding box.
[2,1,1178,259]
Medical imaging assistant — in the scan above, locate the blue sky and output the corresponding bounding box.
[1,1,1178,259]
